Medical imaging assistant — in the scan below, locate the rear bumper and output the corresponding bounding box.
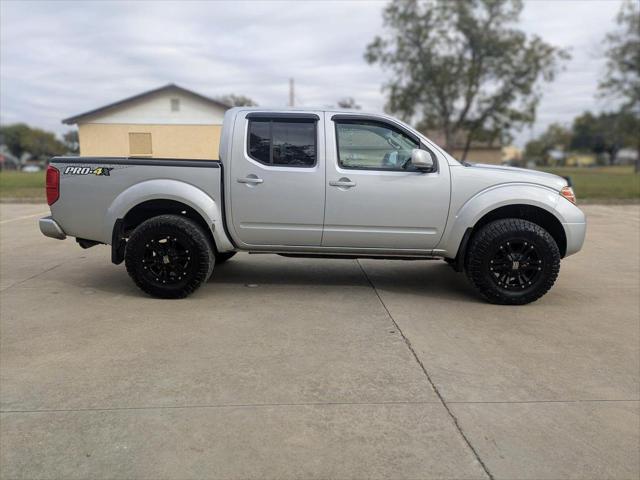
[39,216,66,240]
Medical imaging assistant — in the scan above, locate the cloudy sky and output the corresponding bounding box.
[0,0,625,147]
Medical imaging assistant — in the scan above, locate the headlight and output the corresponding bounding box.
[560,186,576,204]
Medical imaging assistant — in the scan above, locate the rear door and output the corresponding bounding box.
[229,111,325,247]
[322,114,450,250]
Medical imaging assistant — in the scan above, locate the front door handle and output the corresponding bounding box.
[237,176,264,185]
[329,178,356,188]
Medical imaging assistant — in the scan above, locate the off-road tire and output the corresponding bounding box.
[215,251,236,264]
[125,214,214,299]
[465,218,561,305]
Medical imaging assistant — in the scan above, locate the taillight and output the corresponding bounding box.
[46,165,60,205]
[560,185,576,204]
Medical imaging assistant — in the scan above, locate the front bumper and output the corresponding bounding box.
[39,216,66,240]
[562,221,586,257]
[554,196,587,257]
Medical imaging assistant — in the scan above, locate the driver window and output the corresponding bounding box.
[335,121,418,170]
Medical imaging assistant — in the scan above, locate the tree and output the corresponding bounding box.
[598,0,640,172]
[570,111,634,165]
[0,124,66,162]
[524,123,571,165]
[525,110,638,166]
[63,130,79,155]
[336,97,361,110]
[365,0,568,161]
[218,94,258,107]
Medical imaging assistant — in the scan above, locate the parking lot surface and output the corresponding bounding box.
[1,203,639,479]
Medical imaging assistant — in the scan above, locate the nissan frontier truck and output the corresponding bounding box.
[40,108,586,304]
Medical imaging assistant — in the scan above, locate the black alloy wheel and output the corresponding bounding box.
[125,214,214,298]
[487,239,544,291]
[465,218,561,305]
[142,234,194,286]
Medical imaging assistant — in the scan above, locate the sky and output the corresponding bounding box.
[0,0,625,147]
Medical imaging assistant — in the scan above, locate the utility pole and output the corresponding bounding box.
[289,78,294,107]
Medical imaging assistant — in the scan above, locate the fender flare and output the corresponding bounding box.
[436,183,562,258]
[104,179,235,252]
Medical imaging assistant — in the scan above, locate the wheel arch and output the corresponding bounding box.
[440,184,568,265]
[106,180,234,264]
[471,204,566,256]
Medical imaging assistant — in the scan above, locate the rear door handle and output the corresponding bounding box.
[237,176,264,185]
[329,178,356,188]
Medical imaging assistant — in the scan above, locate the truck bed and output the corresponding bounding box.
[48,156,224,245]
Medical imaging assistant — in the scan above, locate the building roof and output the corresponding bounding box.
[62,83,231,125]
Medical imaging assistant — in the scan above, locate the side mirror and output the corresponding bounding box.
[411,149,434,171]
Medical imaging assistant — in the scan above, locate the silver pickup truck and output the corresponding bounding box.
[40,108,586,304]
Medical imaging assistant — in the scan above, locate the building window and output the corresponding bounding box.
[129,132,152,156]
[247,118,316,167]
[170,98,180,112]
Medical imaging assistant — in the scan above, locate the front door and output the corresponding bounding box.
[322,115,450,251]
[229,112,325,247]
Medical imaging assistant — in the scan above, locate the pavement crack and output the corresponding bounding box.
[447,399,640,404]
[0,257,77,292]
[356,259,495,480]
[0,400,439,414]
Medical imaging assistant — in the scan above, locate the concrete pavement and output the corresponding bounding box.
[1,204,638,479]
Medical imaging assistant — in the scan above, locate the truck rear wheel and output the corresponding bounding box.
[125,214,214,299]
[465,218,560,305]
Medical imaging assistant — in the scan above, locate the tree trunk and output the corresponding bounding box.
[443,125,453,154]
[460,131,474,162]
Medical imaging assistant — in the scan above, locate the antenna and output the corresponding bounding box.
[289,78,294,107]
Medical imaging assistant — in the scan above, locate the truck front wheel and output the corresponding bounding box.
[465,218,561,305]
[125,214,214,299]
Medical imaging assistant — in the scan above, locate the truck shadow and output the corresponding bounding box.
[71,255,478,303]
[210,256,479,303]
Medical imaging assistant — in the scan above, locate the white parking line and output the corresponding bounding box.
[0,212,49,225]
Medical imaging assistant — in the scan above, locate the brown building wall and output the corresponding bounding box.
[450,148,503,165]
[78,124,222,160]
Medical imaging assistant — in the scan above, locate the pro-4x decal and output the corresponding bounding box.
[63,166,114,176]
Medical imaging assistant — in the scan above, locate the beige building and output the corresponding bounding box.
[423,129,503,165]
[63,84,230,160]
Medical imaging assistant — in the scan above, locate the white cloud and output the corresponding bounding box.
[0,0,624,147]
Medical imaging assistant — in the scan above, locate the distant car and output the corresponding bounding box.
[39,107,586,304]
[21,165,42,173]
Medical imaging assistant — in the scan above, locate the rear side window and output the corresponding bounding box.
[248,121,271,164]
[248,118,316,167]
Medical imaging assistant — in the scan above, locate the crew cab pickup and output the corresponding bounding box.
[40,108,586,304]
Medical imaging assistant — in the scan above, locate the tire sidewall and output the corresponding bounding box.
[125,215,213,299]
[466,219,561,305]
